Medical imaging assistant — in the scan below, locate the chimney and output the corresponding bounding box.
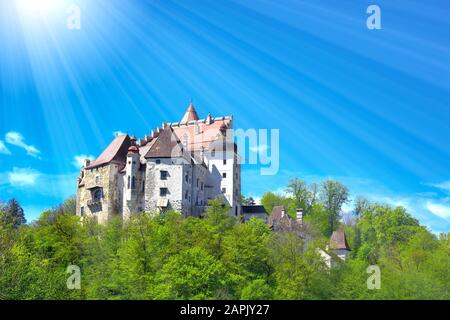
[84,159,91,168]
[206,112,213,125]
[296,208,303,226]
[194,123,200,135]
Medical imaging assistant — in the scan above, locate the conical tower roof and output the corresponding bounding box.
[181,101,200,123]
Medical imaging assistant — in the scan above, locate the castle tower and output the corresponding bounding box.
[123,136,141,220]
[181,102,200,123]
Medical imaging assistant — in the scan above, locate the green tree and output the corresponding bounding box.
[319,180,349,236]
[285,178,316,215]
[152,247,227,299]
[240,279,273,300]
[221,218,271,296]
[241,195,256,206]
[0,198,26,228]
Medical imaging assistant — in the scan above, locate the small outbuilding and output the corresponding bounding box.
[242,205,268,223]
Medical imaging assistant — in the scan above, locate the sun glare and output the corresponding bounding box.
[15,0,61,15]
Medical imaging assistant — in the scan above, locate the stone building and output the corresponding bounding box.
[76,103,241,223]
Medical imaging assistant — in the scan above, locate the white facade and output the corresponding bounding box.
[206,149,241,217]
[77,104,241,222]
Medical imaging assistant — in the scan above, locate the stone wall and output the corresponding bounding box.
[145,158,190,215]
[76,163,122,224]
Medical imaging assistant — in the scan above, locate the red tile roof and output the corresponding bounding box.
[330,230,351,250]
[268,205,292,229]
[86,134,131,169]
[144,126,186,159]
[181,102,200,123]
[171,118,232,152]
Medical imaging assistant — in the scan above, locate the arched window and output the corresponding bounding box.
[93,189,103,201]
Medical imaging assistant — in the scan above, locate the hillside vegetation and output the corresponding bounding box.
[0,179,448,300]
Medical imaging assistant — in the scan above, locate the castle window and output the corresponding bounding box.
[131,176,136,190]
[222,188,226,194]
[196,178,199,188]
[222,172,227,178]
[95,176,100,184]
[201,182,204,190]
[127,176,130,189]
[160,188,168,197]
[223,159,227,165]
[156,159,161,164]
[142,181,145,192]
[185,190,188,200]
[185,174,188,183]
[160,170,168,180]
[93,189,103,201]
[80,206,85,216]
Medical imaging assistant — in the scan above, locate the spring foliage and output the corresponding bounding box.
[0,182,448,300]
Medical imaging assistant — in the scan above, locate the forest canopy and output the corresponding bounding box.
[0,178,448,300]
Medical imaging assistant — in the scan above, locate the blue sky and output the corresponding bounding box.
[0,0,449,233]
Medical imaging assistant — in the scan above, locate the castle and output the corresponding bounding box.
[76,103,241,223]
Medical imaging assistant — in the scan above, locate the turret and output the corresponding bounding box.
[124,136,140,219]
[181,101,200,123]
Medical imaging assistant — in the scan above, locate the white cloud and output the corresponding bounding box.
[429,181,450,194]
[426,202,450,220]
[0,168,77,200]
[113,131,126,137]
[72,154,95,169]
[8,167,41,187]
[0,140,11,155]
[5,132,41,158]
